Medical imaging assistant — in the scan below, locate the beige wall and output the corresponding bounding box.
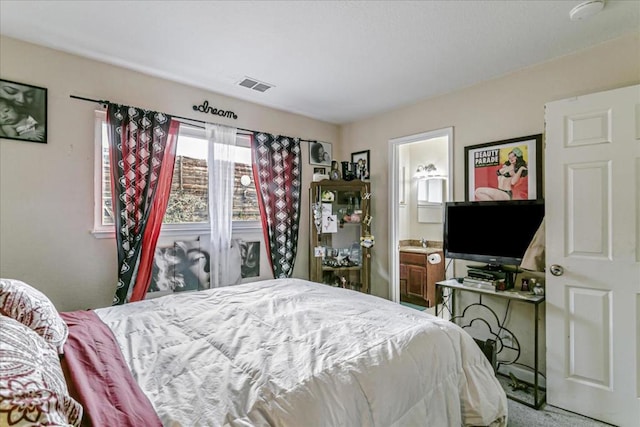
[340,31,640,298]
[0,36,339,311]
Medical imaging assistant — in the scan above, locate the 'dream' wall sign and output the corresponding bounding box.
[193,100,238,120]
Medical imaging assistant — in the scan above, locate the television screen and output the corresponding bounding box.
[444,200,544,267]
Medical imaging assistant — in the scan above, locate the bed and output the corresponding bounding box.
[1,278,507,426]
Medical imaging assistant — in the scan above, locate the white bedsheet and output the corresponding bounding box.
[95,278,507,427]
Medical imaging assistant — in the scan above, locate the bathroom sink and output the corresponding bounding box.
[398,246,441,254]
[398,240,443,255]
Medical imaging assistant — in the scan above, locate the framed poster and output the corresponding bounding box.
[0,79,47,143]
[148,237,263,295]
[148,240,210,293]
[309,141,332,166]
[465,134,542,201]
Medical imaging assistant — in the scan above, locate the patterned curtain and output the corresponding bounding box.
[251,132,302,278]
[107,103,179,305]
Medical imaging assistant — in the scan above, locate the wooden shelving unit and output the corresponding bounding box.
[309,180,371,293]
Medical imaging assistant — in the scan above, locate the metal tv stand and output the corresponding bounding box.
[435,279,546,409]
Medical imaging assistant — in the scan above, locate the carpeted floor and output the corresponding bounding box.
[399,301,427,311]
[400,301,612,426]
[508,400,613,426]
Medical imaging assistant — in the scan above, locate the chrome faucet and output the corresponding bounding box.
[420,238,428,248]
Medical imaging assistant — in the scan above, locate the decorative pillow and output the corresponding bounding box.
[0,315,83,426]
[0,279,69,354]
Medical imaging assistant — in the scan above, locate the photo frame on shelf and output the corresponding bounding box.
[351,150,370,179]
[312,166,329,182]
[321,190,335,202]
[309,141,332,166]
[0,79,48,144]
[464,134,542,201]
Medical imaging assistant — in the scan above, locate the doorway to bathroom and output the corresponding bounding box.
[388,128,453,312]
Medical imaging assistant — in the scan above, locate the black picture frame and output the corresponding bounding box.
[0,79,48,144]
[309,141,332,166]
[464,134,542,201]
[351,149,370,178]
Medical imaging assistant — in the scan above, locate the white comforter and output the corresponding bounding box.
[95,278,507,427]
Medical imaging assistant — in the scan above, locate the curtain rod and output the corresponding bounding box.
[69,94,316,143]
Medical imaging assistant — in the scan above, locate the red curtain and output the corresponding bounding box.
[129,122,179,302]
[251,132,302,278]
[107,104,179,304]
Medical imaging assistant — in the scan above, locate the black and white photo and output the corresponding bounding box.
[148,238,262,295]
[0,79,47,143]
[240,241,260,278]
[149,240,210,293]
[351,150,370,179]
[309,141,332,166]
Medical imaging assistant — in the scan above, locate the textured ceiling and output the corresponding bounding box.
[1,1,638,124]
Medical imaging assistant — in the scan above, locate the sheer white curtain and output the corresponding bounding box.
[206,124,238,288]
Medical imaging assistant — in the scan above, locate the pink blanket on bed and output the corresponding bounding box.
[60,310,162,427]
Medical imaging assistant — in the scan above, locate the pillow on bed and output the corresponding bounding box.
[0,278,68,353]
[0,315,83,426]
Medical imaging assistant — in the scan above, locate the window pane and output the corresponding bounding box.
[100,123,259,226]
[101,123,114,225]
[233,158,260,221]
[165,134,208,224]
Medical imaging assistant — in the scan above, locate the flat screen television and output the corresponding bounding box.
[444,200,545,267]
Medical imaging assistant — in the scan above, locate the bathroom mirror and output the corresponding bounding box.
[417,178,446,223]
[417,178,445,204]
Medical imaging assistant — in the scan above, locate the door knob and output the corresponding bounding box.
[550,264,564,276]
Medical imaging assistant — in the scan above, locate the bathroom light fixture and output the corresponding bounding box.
[414,163,438,179]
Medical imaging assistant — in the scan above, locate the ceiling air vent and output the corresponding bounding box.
[252,83,271,93]
[237,77,274,93]
[239,78,259,88]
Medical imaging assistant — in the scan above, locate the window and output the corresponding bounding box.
[93,111,260,237]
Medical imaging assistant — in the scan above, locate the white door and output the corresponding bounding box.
[545,84,640,426]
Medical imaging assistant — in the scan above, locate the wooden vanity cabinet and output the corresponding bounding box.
[399,250,444,308]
